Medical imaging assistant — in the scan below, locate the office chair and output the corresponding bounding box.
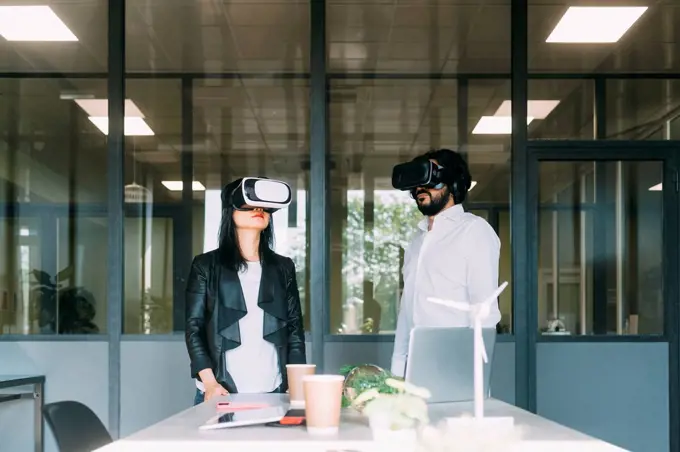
[43,401,112,452]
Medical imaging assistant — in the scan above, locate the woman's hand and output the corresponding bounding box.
[204,381,229,401]
[198,368,228,401]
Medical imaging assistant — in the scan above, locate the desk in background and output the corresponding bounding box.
[0,375,45,452]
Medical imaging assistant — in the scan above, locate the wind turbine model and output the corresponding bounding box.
[428,282,515,435]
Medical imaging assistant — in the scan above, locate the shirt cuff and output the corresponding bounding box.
[390,357,407,378]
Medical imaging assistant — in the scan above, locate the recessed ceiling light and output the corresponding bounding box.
[469,181,477,191]
[162,181,206,192]
[88,117,155,136]
[649,183,662,191]
[494,100,561,120]
[0,6,78,42]
[472,116,534,135]
[74,99,154,136]
[546,7,647,44]
[74,99,144,117]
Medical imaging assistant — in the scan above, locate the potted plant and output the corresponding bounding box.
[340,364,399,410]
[29,267,99,334]
[351,377,431,450]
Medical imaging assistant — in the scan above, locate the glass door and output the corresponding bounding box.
[531,155,672,338]
[0,215,42,334]
[124,205,179,334]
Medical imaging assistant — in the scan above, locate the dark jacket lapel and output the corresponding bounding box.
[217,265,247,348]
[258,260,288,342]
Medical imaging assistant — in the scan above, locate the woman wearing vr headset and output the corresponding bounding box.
[185,177,306,404]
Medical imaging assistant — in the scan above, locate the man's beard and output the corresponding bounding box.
[415,186,451,216]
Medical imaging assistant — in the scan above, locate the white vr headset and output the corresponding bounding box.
[230,177,292,212]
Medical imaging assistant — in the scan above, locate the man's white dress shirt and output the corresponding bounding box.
[390,204,502,377]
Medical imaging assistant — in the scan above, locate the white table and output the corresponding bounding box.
[96,394,629,452]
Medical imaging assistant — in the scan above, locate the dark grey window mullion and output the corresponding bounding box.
[309,0,328,370]
[107,0,125,439]
[510,0,535,413]
[664,155,680,452]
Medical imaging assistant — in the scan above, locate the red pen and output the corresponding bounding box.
[216,402,270,412]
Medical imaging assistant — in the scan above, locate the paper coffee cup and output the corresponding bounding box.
[286,364,316,407]
[303,374,345,436]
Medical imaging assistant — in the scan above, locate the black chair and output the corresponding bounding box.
[43,401,112,452]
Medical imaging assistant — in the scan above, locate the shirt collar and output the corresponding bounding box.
[417,204,464,231]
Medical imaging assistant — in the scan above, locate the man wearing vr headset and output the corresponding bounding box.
[389,148,502,377]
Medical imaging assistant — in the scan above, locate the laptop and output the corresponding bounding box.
[200,406,287,430]
[404,326,497,404]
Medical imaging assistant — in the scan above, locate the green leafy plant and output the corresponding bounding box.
[340,364,401,408]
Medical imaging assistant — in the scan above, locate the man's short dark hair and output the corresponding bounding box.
[415,148,472,204]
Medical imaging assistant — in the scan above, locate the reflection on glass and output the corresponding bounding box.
[126,2,309,73]
[528,79,594,140]
[339,189,420,334]
[124,215,174,334]
[122,79,182,334]
[0,214,108,335]
[498,211,512,333]
[0,77,109,336]
[606,80,680,141]
[330,78,513,335]
[56,216,107,334]
[0,218,41,334]
[538,161,663,336]
[327,2,510,74]
[0,79,108,204]
[525,79,680,141]
[192,78,311,331]
[124,79,183,203]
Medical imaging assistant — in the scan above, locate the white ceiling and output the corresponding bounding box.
[0,0,677,204]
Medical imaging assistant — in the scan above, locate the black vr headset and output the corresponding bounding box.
[391,155,470,204]
[391,159,449,192]
[227,177,292,213]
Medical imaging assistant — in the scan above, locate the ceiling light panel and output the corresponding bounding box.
[75,99,153,136]
[88,117,155,136]
[0,6,78,42]
[162,181,206,192]
[75,99,144,118]
[472,116,534,135]
[546,7,647,44]
[494,100,561,120]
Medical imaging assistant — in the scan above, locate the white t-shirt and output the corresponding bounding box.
[195,261,282,393]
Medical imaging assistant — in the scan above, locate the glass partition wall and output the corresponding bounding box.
[1,0,679,447]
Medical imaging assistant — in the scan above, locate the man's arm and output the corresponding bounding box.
[390,292,413,377]
[390,242,415,377]
[466,220,502,326]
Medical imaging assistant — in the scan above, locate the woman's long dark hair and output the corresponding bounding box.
[218,178,276,272]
